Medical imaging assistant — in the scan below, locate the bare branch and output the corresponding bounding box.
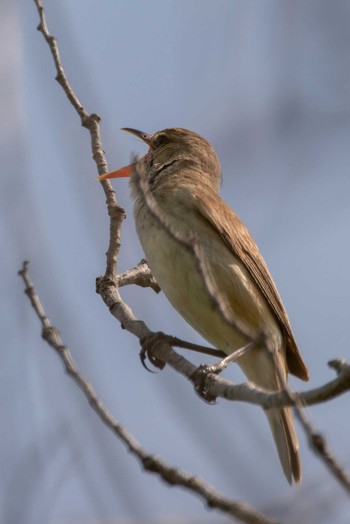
[268,348,350,495]
[34,0,125,278]
[202,358,350,408]
[295,404,350,495]
[19,261,278,524]
[116,259,161,293]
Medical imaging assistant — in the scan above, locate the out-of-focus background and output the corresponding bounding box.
[2,1,350,523]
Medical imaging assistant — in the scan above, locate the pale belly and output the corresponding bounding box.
[135,206,283,358]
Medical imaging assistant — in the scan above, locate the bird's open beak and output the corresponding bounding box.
[96,128,150,181]
[121,128,151,145]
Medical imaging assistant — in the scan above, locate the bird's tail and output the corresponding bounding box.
[265,406,301,484]
[238,347,301,484]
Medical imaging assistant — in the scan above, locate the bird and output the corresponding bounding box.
[98,127,309,484]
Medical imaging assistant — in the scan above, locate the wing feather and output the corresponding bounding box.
[190,187,309,381]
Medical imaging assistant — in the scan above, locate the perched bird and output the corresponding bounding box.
[98,127,309,484]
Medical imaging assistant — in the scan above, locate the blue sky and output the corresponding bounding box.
[2,1,350,523]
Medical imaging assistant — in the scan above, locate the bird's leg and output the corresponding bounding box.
[139,332,226,371]
[191,341,256,404]
[164,335,226,359]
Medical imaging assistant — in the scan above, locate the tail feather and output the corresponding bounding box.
[266,407,301,484]
[238,346,302,483]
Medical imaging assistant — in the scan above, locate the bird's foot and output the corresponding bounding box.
[190,341,256,404]
[139,332,166,372]
[190,363,223,404]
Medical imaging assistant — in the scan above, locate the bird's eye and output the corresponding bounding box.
[153,134,169,148]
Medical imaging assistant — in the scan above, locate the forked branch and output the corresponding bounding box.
[19,261,277,524]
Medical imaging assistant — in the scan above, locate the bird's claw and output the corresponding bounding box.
[139,332,166,372]
[191,364,220,404]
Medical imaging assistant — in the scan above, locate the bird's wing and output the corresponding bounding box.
[188,186,309,381]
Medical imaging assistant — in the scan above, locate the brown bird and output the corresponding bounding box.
[98,127,309,484]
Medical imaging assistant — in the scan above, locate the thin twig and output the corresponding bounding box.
[116,259,161,293]
[19,261,278,524]
[295,405,350,494]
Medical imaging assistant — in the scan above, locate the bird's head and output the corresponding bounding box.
[97,127,221,192]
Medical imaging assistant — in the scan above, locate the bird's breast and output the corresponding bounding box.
[133,196,283,355]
